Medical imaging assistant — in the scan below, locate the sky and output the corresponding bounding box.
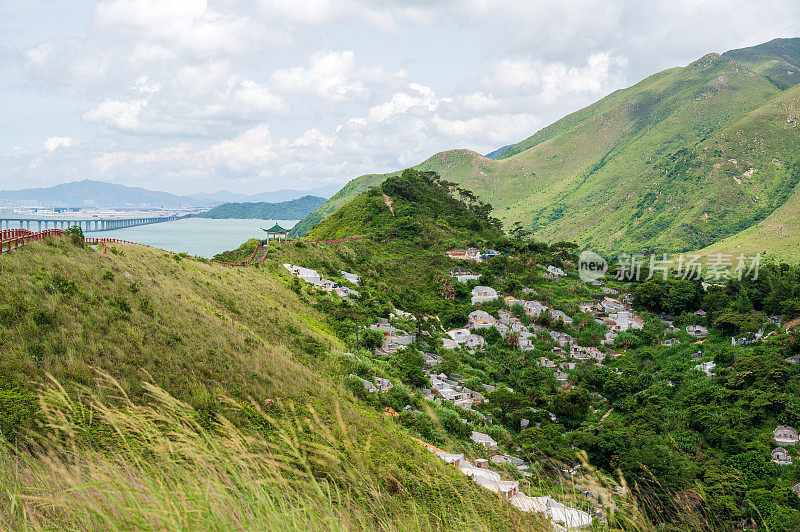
[2,0,800,195]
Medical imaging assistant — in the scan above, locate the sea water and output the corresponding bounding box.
[85,218,297,258]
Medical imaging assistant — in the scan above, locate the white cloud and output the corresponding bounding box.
[43,137,73,152]
[202,124,280,171]
[8,0,800,193]
[135,75,161,93]
[83,99,149,131]
[485,52,626,103]
[367,83,439,122]
[270,51,371,103]
[233,80,288,114]
[92,0,260,59]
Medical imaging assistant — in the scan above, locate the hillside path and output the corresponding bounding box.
[382,194,394,215]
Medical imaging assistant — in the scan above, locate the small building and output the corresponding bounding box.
[732,330,764,346]
[283,264,321,284]
[350,374,377,393]
[442,338,459,350]
[374,377,393,392]
[551,310,573,325]
[423,352,442,368]
[494,322,510,337]
[554,370,569,382]
[263,223,288,241]
[468,310,497,329]
[447,328,471,343]
[774,425,799,446]
[340,270,361,285]
[470,431,498,450]
[552,347,566,357]
[686,325,709,338]
[471,286,498,304]
[772,447,793,465]
[465,334,486,352]
[550,331,575,347]
[792,482,800,498]
[446,248,482,262]
[601,298,626,314]
[523,300,549,317]
[661,338,681,347]
[695,361,716,378]
[435,452,464,468]
[450,267,480,283]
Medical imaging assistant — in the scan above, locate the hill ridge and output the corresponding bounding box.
[294,38,800,260]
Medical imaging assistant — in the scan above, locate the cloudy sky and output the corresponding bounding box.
[2,0,800,194]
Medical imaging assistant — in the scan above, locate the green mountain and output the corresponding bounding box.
[723,38,800,90]
[294,40,800,260]
[194,195,326,220]
[305,169,503,243]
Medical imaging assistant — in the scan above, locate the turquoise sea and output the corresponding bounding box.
[85,218,297,258]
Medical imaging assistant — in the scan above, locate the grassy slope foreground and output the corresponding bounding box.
[294,40,800,260]
[0,237,542,531]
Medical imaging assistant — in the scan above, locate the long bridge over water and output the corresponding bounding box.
[0,214,186,232]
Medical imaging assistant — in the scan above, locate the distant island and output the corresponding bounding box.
[194,195,326,220]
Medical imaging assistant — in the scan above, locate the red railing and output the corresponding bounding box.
[0,229,33,242]
[84,237,107,254]
[0,229,65,254]
[3,231,269,269]
[86,236,264,268]
[305,235,368,244]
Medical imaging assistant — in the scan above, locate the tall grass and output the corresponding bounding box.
[0,372,547,531]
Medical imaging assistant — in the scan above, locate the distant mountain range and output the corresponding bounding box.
[484,145,513,159]
[193,196,326,220]
[293,38,800,261]
[187,184,341,205]
[0,180,339,209]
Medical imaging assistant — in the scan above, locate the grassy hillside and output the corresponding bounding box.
[195,195,325,220]
[724,37,800,90]
[698,181,800,262]
[305,169,503,243]
[0,236,543,530]
[289,173,396,237]
[295,43,800,260]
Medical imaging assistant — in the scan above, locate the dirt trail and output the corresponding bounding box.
[383,194,394,215]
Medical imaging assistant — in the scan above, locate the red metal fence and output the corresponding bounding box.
[4,231,272,269]
[0,229,33,241]
[0,229,65,254]
[305,235,368,244]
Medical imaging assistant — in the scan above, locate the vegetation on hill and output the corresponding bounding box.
[305,169,503,243]
[724,37,800,90]
[295,40,800,261]
[195,195,325,220]
[0,236,544,530]
[266,221,800,528]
